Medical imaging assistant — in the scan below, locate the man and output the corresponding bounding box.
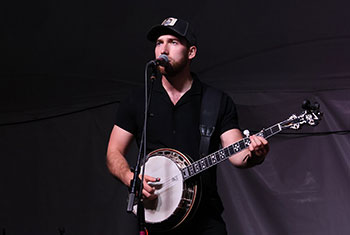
[107,17,269,235]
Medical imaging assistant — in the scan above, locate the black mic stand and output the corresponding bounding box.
[126,60,158,235]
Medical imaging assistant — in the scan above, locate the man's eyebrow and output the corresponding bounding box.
[156,36,181,43]
[167,36,179,40]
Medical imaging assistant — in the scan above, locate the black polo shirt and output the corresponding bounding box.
[115,75,239,158]
[115,75,239,213]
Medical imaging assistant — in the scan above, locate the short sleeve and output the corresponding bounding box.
[114,91,140,135]
[217,93,240,135]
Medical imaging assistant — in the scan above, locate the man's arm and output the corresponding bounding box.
[220,129,269,168]
[106,125,157,199]
[106,125,134,186]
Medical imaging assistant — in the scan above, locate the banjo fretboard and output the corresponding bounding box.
[181,123,283,180]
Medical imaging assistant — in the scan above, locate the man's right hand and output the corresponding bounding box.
[127,172,159,200]
[141,175,159,200]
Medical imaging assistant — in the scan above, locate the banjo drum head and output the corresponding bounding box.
[134,155,184,224]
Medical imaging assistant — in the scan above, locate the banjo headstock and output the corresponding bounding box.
[279,100,323,130]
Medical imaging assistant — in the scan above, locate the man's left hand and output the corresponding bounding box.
[248,135,269,158]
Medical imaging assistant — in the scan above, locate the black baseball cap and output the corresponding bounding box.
[147,17,197,46]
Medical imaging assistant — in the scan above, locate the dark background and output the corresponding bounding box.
[1,0,350,234]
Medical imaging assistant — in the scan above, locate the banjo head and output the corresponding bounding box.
[133,148,199,231]
[143,155,183,223]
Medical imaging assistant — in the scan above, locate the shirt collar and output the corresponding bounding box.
[153,72,202,96]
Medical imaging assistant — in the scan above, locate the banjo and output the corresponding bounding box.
[133,102,322,231]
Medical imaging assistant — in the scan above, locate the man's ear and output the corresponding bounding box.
[188,46,197,60]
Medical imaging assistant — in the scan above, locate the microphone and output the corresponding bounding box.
[149,54,169,67]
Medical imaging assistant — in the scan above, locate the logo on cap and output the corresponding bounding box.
[161,17,178,26]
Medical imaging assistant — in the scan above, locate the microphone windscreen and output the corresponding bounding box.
[158,54,169,63]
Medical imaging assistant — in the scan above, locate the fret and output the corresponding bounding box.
[188,165,194,176]
[200,159,207,169]
[207,155,213,166]
[271,125,280,135]
[243,138,251,147]
[218,150,225,160]
[256,131,264,137]
[182,168,189,178]
[263,128,272,137]
[205,157,210,167]
[215,152,221,162]
[228,145,235,155]
[194,162,200,172]
[233,142,240,153]
[224,148,230,157]
[239,139,246,149]
[211,154,217,164]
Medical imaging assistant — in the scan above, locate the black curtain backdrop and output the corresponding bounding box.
[1,0,350,234]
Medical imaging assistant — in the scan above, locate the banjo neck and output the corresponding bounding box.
[181,101,323,180]
[181,123,284,180]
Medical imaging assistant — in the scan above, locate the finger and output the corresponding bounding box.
[143,181,155,193]
[143,190,158,200]
[253,135,264,146]
[144,175,159,182]
[257,136,268,145]
[256,137,269,153]
[142,189,153,198]
[253,136,269,153]
[249,136,258,151]
[249,144,254,152]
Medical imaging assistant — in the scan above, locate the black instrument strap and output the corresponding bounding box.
[199,85,222,157]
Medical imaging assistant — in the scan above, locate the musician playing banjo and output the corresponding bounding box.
[107,17,269,235]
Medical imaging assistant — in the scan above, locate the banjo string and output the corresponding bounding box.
[150,172,183,194]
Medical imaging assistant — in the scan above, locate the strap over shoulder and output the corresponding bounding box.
[199,85,222,157]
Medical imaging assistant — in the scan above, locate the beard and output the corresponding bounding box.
[158,55,189,77]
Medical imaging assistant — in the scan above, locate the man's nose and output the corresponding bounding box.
[160,44,169,54]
